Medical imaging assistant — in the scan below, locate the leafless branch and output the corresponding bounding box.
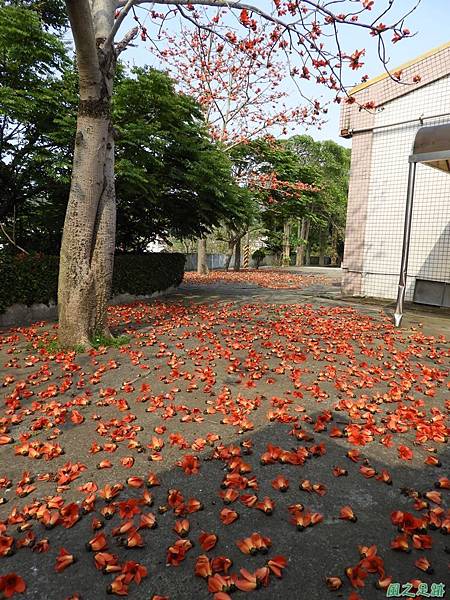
[115,26,139,53]
[0,224,29,255]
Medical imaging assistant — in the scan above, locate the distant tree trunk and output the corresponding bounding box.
[318,228,326,267]
[197,237,209,274]
[282,220,291,266]
[296,218,310,267]
[58,0,117,347]
[225,239,235,271]
[305,245,311,266]
[233,236,242,271]
[330,226,339,266]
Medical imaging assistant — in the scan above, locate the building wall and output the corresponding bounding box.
[341,44,450,300]
[363,75,450,300]
[340,43,450,134]
[341,128,374,296]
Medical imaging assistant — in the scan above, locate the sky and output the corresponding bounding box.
[121,0,449,147]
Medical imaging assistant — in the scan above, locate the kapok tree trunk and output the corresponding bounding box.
[197,237,209,274]
[233,237,242,271]
[282,220,291,267]
[58,0,116,347]
[224,239,235,271]
[296,218,310,267]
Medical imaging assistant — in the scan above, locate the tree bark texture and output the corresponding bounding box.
[233,237,241,271]
[330,225,338,266]
[282,220,291,267]
[197,237,209,274]
[224,239,235,271]
[319,227,326,267]
[58,0,116,346]
[296,218,310,267]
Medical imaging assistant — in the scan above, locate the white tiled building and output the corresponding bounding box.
[340,42,450,302]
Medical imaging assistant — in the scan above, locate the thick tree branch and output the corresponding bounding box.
[105,0,138,49]
[91,0,117,41]
[116,26,139,53]
[65,0,101,99]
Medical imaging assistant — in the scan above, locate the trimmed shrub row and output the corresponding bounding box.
[0,253,185,313]
[112,253,185,297]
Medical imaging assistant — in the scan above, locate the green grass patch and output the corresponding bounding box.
[90,334,130,349]
[26,338,86,354]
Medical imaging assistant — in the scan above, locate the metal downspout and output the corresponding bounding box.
[394,161,417,326]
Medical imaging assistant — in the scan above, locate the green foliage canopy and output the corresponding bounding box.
[0,4,244,253]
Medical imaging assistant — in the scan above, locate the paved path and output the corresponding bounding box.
[0,275,448,600]
[178,270,450,339]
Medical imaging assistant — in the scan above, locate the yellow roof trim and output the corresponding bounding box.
[350,40,450,95]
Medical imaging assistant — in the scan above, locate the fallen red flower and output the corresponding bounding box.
[398,445,413,460]
[166,539,193,566]
[271,475,289,492]
[195,555,212,579]
[55,548,75,572]
[173,519,190,537]
[325,576,342,590]
[339,505,357,522]
[267,555,287,578]
[415,556,433,574]
[345,564,368,588]
[220,508,239,524]
[199,531,218,551]
[177,454,201,475]
[0,573,26,598]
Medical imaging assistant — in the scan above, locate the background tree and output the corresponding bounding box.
[0,1,67,243]
[2,55,243,253]
[217,186,259,271]
[232,137,318,265]
[287,135,351,266]
[114,67,242,252]
[53,0,415,345]
[153,15,321,271]
[154,17,320,144]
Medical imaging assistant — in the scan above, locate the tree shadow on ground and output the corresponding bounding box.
[0,413,448,600]
[0,294,448,600]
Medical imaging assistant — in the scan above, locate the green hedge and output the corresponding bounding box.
[112,254,185,296]
[0,253,185,313]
